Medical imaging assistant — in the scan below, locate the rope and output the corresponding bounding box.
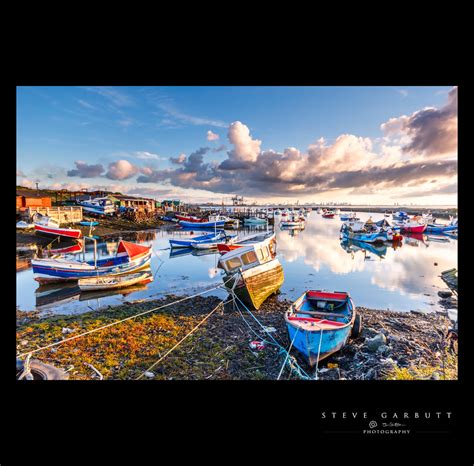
[136,298,233,379]
[17,277,234,359]
[277,327,299,380]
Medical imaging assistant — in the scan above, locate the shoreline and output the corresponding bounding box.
[16,294,457,381]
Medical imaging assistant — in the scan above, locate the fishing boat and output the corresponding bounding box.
[392,211,409,221]
[31,239,152,284]
[219,236,284,310]
[285,290,360,366]
[217,231,275,254]
[179,215,227,229]
[394,217,427,233]
[34,217,82,239]
[175,213,204,222]
[244,217,267,225]
[340,238,390,259]
[78,271,153,291]
[425,224,457,234]
[340,222,388,243]
[191,233,237,250]
[371,219,403,242]
[339,212,358,221]
[280,218,305,228]
[80,197,116,216]
[16,220,35,229]
[322,211,336,218]
[169,231,227,248]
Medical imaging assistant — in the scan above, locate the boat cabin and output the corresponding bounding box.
[218,237,276,274]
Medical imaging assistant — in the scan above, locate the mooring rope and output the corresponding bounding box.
[136,298,233,380]
[277,327,299,380]
[17,277,233,359]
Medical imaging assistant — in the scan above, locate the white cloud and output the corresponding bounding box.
[105,160,139,180]
[207,130,219,141]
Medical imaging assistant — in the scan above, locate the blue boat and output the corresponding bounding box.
[425,224,458,234]
[340,223,388,243]
[79,221,99,226]
[285,290,360,366]
[392,211,409,221]
[169,231,227,248]
[179,219,225,228]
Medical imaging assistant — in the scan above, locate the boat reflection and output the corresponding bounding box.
[403,232,428,247]
[340,238,401,260]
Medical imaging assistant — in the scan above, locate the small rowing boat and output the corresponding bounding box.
[285,290,360,366]
[179,215,227,229]
[79,220,99,227]
[217,231,275,254]
[169,231,227,248]
[244,217,267,225]
[34,218,82,239]
[322,211,336,218]
[78,271,153,291]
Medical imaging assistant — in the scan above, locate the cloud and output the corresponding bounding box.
[105,160,140,180]
[170,153,186,164]
[77,99,97,110]
[398,89,408,97]
[82,87,133,107]
[219,121,261,170]
[381,86,457,157]
[157,102,227,128]
[67,161,105,178]
[207,130,219,141]
[17,170,25,177]
[134,151,164,161]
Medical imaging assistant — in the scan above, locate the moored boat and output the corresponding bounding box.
[179,215,227,229]
[340,222,388,243]
[80,197,116,216]
[169,231,227,248]
[394,217,427,233]
[219,236,283,310]
[31,240,152,284]
[217,231,275,254]
[35,223,82,239]
[244,217,267,225]
[285,290,360,366]
[322,211,336,218]
[78,271,153,291]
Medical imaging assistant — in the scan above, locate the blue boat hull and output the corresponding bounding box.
[425,225,457,234]
[179,220,225,228]
[341,230,387,243]
[169,232,225,248]
[287,322,352,366]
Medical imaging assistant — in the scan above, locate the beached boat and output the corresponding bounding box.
[34,217,82,239]
[217,231,276,254]
[78,271,153,291]
[31,240,152,284]
[80,197,116,216]
[78,220,99,227]
[285,290,360,366]
[16,220,35,229]
[219,236,284,310]
[169,231,227,248]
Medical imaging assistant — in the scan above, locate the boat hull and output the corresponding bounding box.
[398,224,427,233]
[79,272,153,291]
[341,230,387,243]
[35,224,82,239]
[179,220,225,228]
[223,259,284,310]
[425,224,457,234]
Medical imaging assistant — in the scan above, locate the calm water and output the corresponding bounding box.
[16,211,457,316]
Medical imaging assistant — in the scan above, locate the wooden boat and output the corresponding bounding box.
[169,231,227,248]
[219,236,283,310]
[217,231,275,254]
[285,290,360,366]
[35,223,82,239]
[31,240,152,284]
[322,211,335,218]
[175,213,204,222]
[78,271,153,291]
[392,211,409,221]
[339,212,358,221]
[16,220,35,229]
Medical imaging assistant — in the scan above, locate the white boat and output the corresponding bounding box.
[16,220,35,229]
[79,271,153,291]
[80,197,116,216]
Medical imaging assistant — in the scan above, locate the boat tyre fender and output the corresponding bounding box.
[351,313,362,338]
[17,359,69,380]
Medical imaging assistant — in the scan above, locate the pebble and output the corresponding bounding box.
[438,290,453,299]
[144,371,155,379]
[62,327,74,334]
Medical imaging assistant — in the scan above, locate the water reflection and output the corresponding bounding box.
[17,211,457,315]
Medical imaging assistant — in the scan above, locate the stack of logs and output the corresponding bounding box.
[122,210,160,224]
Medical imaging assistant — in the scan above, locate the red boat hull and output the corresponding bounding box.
[175,214,204,222]
[399,224,426,233]
[35,225,82,239]
[217,243,242,254]
[322,214,335,218]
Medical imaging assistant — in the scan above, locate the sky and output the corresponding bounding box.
[16,86,457,205]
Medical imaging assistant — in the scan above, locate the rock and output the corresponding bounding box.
[376,344,391,356]
[361,327,378,338]
[144,371,155,379]
[20,340,29,346]
[319,368,340,380]
[365,333,387,352]
[62,327,74,334]
[430,371,442,380]
[380,357,397,366]
[438,290,453,299]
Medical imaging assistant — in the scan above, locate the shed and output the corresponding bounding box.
[16,190,52,211]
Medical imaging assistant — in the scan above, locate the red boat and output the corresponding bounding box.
[174,214,205,222]
[49,243,84,254]
[397,223,427,234]
[322,212,335,218]
[35,224,82,239]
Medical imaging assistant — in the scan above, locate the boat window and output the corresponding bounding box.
[241,250,258,265]
[225,257,242,271]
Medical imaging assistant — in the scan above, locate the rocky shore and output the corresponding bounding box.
[16,292,458,381]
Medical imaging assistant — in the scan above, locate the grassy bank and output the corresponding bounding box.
[16,294,457,381]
